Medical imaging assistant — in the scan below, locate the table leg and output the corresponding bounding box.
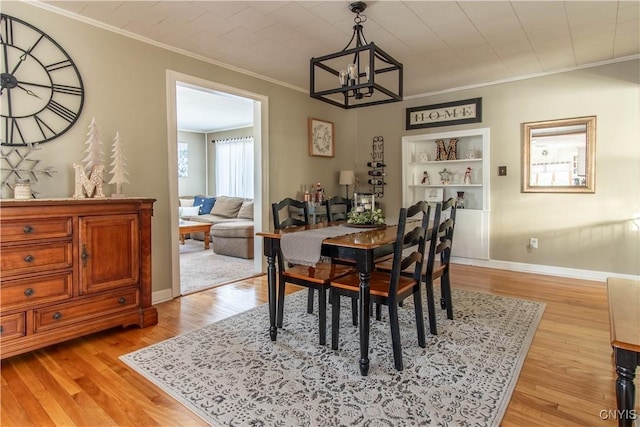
[204,232,210,250]
[179,233,185,245]
[614,348,638,427]
[356,250,374,376]
[264,238,278,341]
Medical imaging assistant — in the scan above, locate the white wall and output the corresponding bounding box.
[177,131,207,196]
[356,59,640,276]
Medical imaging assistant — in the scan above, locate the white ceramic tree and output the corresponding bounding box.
[82,118,104,174]
[109,132,129,198]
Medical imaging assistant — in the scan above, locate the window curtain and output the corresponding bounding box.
[214,137,254,198]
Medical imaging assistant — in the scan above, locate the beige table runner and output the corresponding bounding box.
[281,225,376,266]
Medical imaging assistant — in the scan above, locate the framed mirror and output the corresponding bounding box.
[522,116,596,193]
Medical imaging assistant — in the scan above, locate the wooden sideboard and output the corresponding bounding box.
[0,198,158,359]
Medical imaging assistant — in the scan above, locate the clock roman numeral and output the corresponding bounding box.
[52,84,83,96]
[34,114,56,139]
[46,100,77,122]
[45,59,73,72]
[0,15,13,46]
[3,117,25,145]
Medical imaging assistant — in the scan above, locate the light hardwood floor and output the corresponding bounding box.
[1,264,633,426]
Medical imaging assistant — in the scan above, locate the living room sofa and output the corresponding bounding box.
[179,195,254,259]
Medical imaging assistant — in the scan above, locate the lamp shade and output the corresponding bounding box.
[339,170,355,186]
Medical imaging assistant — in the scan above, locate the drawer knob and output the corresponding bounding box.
[52,312,63,321]
[118,297,126,305]
[23,225,33,234]
[24,288,34,297]
[24,255,34,263]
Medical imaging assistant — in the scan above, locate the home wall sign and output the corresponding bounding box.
[406,98,482,130]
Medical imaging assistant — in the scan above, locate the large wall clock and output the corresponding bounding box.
[1,13,84,146]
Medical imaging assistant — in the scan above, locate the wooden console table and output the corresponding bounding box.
[607,277,640,427]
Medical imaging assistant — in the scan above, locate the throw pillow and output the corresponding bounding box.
[201,197,216,214]
[179,206,200,218]
[210,196,244,218]
[179,198,193,207]
[193,195,206,213]
[237,201,254,220]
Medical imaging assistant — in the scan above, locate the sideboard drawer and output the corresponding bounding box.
[34,288,140,332]
[1,241,73,277]
[0,312,26,341]
[0,217,72,243]
[1,272,73,310]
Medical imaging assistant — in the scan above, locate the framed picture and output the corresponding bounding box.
[308,118,335,157]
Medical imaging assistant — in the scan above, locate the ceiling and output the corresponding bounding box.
[39,1,640,131]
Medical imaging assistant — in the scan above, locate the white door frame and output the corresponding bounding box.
[166,70,269,298]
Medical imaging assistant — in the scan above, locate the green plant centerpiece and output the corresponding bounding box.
[347,208,385,225]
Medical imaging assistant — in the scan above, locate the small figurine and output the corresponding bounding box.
[439,168,452,184]
[464,167,472,185]
[421,171,430,184]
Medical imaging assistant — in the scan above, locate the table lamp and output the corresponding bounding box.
[339,170,355,199]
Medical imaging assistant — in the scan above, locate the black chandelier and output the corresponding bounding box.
[310,2,403,109]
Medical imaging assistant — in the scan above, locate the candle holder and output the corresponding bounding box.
[348,193,385,226]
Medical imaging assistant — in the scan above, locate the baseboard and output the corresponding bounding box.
[152,288,174,305]
[451,257,640,282]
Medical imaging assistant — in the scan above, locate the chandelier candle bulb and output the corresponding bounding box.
[348,63,358,80]
[339,70,348,86]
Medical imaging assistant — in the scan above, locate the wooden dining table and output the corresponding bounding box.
[257,221,398,376]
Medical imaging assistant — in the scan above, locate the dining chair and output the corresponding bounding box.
[330,201,430,371]
[431,197,457,323]
[272,198,352,345]
[376,198,455,335]
[325,196,352,222]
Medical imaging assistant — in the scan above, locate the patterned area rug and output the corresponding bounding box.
[121,288,545,426]
[180,239,257,295]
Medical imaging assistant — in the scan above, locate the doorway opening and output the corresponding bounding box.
[166,71,268,298]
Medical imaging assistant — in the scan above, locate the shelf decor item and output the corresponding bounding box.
[457,191,465,209]
[439,168,452,184]
[109,132,130,198]
[464,167,472,184]
[308,118,335,157]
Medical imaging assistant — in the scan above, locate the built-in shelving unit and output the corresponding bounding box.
[402,128,490,260]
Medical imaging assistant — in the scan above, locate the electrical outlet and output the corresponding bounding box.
[529,238,538,249]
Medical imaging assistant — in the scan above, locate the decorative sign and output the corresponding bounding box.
[406,98,482,130]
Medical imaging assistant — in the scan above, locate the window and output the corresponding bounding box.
[214,137,254,198]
